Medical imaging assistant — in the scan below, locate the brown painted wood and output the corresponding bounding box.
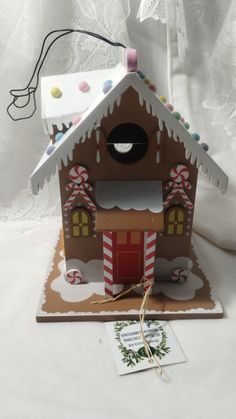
[96,208,164,231]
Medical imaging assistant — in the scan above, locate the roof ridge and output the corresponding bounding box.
[31,72,228,194]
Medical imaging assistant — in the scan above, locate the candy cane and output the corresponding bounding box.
[63,165,96,212]
[163,164,193,209]
[171,268,188,283]
[65,269,84,284]
[164,184,193,209]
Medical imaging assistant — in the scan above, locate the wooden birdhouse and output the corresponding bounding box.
[31,49,228,320]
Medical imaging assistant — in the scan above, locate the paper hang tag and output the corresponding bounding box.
[105,320,186,376]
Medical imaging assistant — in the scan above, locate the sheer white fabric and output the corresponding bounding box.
[0,0,130,222]
[138,0,188,59]
[0,0,235,249]
[138,0,236,249]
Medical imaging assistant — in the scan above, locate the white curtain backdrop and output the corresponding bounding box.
[1,3,236,419]
[0,0,236,249]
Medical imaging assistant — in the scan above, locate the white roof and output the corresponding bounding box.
[31,66,228,194]
[41,64,126,133]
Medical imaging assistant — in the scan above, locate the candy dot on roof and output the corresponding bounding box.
[72,115,82,126]
[173,111,181,120]
[180,117,185,123]
[55,132,64,142]
[103,83,112,94]
[191,133,200,142]
[79,81,90,93]
[143,78,151,85]
[137,70,145,79]
[166,104,174,112]
[50,86,62,98]
[46,143,55,155]
[201,143,209,152]
[160,96,166,103]
[184,122,190,129]
[104,79,113,87]
[149,83,156,92]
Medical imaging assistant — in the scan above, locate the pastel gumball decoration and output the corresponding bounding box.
[191,133,200,142]
[72,115,81,126]
[160,95,166,103]
[149,83,157,92]
[201,143,209,152]
[171,268,188,283]
[103,85,112,94]
[50,86,62,98]
[65,269,84,285]
[55,132,64,142]
[137,70,145,79]
[105,80,113,85]
[184,122,190,129]
[103,79,113,94]
[78,81,90,92]
[46,143,55,155]
[166,103,174,112]
[173,111,181,120]
[180,117,185,123]
[143,78,151,85]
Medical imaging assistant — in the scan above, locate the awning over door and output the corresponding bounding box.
[95,180,164,232]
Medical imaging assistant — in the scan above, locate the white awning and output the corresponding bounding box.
[96,180,163,213]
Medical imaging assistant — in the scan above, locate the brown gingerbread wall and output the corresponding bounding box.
[58,87,198,265]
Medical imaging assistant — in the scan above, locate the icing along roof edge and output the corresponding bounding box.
[31,72,228,194]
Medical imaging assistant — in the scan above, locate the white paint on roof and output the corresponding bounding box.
[32,69,228,195]
[41,64,126,134]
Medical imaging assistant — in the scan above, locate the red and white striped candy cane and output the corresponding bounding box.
[102,231,114,298]
[163,164,193,209]
[143,231,157,291]
[163,184,193,209]
[65,268,84,284]
[63,165,96,212]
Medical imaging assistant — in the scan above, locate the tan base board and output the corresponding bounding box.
[36,232,223,322]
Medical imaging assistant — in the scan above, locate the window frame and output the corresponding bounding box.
[107,123,149,164]
[165,206,186,236]
[71,207,92,238]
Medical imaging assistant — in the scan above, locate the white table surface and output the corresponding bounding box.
[0,218,235,419]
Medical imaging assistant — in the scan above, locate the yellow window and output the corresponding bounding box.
[72,208,92,237]
[166,207,185,236]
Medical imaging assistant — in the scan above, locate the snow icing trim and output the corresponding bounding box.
[31,73,228,194]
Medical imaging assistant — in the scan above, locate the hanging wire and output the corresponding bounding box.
[7,29,126,121]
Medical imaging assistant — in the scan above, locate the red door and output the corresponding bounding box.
[112,232,144,284]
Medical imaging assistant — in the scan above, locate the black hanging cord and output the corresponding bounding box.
[7,29,126,121]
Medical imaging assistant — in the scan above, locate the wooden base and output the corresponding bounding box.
[36,231,223,322]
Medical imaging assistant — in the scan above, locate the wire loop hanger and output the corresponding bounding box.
[7,29,126,121]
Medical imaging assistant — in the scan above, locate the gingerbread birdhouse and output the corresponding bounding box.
[31,49,228,301]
